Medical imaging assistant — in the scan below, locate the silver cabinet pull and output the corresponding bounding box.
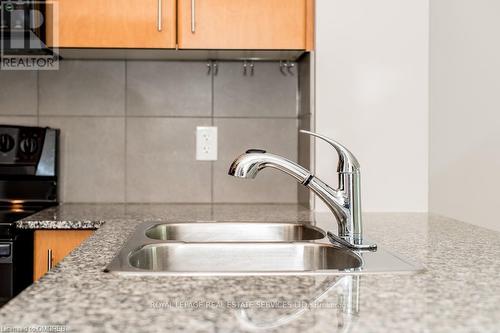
[47,248,53,271]
[191,0,196,33]
[157,0,163,32]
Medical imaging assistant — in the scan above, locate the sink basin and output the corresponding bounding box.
[105,221,423,276]
[145,222,325,242]
[129,242,362,273]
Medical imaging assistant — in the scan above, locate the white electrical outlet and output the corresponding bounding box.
[196,126,218,161]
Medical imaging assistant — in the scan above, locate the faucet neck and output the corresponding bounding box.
[306,173,360,239]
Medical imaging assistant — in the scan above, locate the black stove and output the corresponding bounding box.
[0,207,40,239]
[0,125,59,306]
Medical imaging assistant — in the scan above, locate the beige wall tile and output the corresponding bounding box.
[127,61,211,117]
[0,116,38,127]
[39,60,125,116]
[214,118,298,203]
[39,117,126,203]
[0,71,37,116]
[126,117,212,203]
[214,62,298,118]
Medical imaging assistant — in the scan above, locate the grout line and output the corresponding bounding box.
[427,6,431,211]
[210,60,215,203]
[211,61,215,121]
[311,52,317,210]
[36,114,211,118]
[296,61,302,205]
[34,113,299,119]
[0,113,300,120]
[124,60,128,203]
[296,62,301,118]
[0,115,37,117]
[210,161,214,204]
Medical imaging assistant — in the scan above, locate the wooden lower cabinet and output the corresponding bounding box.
[33,230,94,280]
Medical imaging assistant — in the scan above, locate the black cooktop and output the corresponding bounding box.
[0,209,36,224]
[0,208,39,240]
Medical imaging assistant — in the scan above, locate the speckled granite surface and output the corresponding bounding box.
[1,204,499,332]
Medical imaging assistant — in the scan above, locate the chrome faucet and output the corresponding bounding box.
[228,130,376,250]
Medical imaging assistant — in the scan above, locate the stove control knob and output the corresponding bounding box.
[0,134,15,153]
[20,137,38,154]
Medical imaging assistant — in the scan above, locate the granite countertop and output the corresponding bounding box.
[1,204,500,332]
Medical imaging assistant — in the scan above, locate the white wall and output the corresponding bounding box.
[315,0,429,212]
[429,0,500,231]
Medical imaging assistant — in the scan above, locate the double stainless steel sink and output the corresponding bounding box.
[106,132,423,276]
[105,221,422,276]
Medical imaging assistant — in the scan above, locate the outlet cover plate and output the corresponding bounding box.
[196,126,217,161]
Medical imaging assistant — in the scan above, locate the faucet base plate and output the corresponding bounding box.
[327,232,378,251]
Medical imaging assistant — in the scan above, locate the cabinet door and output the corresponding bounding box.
[47,0,176,48]
[178,0,307,49]
[33,230,94,280]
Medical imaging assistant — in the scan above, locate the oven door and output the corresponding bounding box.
[0,231,33,306]
[0,241,14,306]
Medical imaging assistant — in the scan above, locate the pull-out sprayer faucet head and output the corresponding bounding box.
[229,149,311,183]
[228,131,376,251]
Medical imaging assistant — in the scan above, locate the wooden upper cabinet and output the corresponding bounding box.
[47,0,176,48]
[178,0,309,50]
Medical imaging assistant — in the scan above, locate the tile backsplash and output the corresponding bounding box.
[0,60,304,203]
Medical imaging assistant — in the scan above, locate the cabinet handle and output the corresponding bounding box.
[191,0,196,33]
[47,248,53,271]
[157,0,163,32]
